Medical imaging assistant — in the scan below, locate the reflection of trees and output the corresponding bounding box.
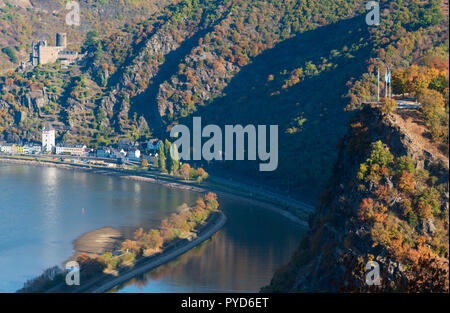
[115,237,214,291]
[116,228,289,292]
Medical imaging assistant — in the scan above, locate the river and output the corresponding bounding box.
[0,163,306,292]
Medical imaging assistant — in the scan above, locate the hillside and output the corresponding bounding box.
[0,0,447,199]
[0,0,172,72]
[263,104,449,292]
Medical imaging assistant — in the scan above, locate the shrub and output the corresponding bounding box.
[396,156,416,174]
[380,97,397,113]
[367,141,394,167]
[1,47,18,63]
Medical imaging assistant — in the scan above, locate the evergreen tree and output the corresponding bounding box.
[171,143,180,173]
[164,139,173,173]
[158,141,166,172]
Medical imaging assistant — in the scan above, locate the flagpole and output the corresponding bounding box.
[389,71,392,98]
[385,69,387,98]
[377,69,380,102]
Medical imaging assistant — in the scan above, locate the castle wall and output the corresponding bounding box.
[38,46,63,65]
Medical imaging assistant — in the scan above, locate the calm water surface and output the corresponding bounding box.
[0,163,306,292]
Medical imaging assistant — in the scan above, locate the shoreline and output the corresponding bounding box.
[2,155,311,293]
[89,212,226,293]
[45,212,227,293]
[0,155,312,226]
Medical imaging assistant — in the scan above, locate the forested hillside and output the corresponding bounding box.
[0,0,447,199]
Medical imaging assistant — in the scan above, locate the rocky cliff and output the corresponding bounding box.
[263,105,449,292]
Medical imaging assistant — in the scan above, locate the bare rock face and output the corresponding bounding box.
[421,218,437,236]
[28,90,48,109]
[0,0,32,9]
[0,99,9,109]
[263,106,449,293]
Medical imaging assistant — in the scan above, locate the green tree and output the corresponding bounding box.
[158,142,166,172]
[367,141,394,167]
[164,139,173,173]
[170,143,180,173]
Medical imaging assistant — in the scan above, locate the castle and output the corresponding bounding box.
[26,33,83,67]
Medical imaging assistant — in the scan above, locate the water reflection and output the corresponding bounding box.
[0,163,306,293]
[113,198,306,293]
[0,164,198,292]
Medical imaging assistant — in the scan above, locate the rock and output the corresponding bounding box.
[421,218,436,236]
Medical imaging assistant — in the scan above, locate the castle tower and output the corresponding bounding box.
[56,33,67,49]
[42,125,56,153]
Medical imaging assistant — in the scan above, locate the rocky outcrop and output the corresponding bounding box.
[263,106,449,292]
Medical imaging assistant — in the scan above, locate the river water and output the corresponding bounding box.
[0,163,306,292]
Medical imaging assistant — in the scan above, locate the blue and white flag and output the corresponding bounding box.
[385,70,391,83]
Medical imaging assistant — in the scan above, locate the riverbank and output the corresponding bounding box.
[3,155,310,293]
[45,211,226,293]
[72,227,123,258]
[0,155,313,226]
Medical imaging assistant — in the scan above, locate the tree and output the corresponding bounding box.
[180,163,191,180]
[164,139,179,174]
[140,159,148,168]
[417,88,447,140]
[142,229,163,250]
[380,97,397,114]
[158,141,166,172]
[170,143,180,173]
[122,239,140,254]
[1,47,18,63]
[367,141,394,167]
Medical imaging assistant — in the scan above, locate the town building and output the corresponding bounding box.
[118,138,137,150]
[96,147,111,158]
[56,144,87,156]
[127,148,141,161]
[42,126,56,153]
[23,144,42,155]
[1,143,17,154]
[147,139,162,151]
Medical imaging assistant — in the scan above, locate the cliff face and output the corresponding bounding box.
[263,106,449,292]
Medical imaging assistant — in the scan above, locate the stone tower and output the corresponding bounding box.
[42,125,56,153]
[56,33,67,49]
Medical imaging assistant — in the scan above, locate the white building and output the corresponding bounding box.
[127,148,141,161]
[42,126,55,153]
[23,144,41,155]
[56,144,87,156]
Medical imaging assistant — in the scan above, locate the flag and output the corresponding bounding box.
[377,69,379,83]
[385,70,391,83]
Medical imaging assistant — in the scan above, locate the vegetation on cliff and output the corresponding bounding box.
[263,105,449,292]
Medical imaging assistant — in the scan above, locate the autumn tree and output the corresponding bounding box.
[380,97,397,114]
[180,163,191,180]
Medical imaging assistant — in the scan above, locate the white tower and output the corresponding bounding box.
[42,126,56,153]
